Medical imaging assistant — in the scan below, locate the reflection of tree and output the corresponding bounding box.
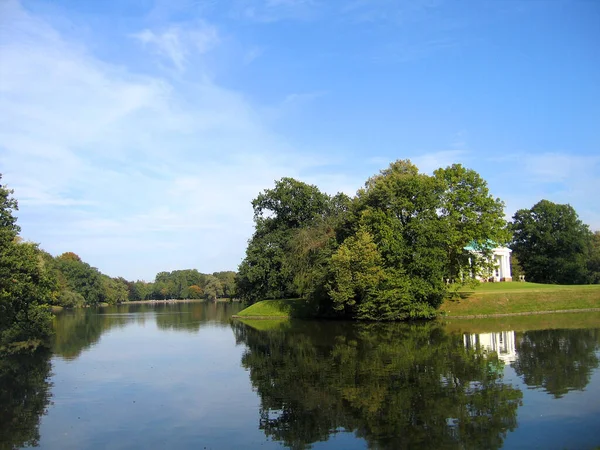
[514,329,600,398]
[52,309,130,360]
[0,350,52,450]
[233,321,523,450]
[53,303,243,359]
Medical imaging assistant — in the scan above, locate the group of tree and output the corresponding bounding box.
[0,175,236,352]
[237,161,510,320]
[128,270,237,302]
[510,200,600,284]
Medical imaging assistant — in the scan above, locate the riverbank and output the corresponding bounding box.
[125,298,239,305]
[233,283,600,320]
[441,282,600,317]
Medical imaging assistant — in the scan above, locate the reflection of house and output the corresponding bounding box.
[464,242,512,282]
[463,331,517,364]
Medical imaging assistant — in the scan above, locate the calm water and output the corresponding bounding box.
[1,303,600,450]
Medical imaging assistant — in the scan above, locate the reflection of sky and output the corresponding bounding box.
[501,360,600,450]
[39,321,305,450]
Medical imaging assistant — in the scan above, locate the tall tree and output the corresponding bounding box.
[0,176,53,352]
[237,178,334,303]
[434,164,510,281]
[511,200,591,284]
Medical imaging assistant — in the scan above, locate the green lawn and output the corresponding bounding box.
[234,298,311,319]
[442,282,600,317]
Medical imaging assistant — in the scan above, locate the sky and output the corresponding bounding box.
[1,0,599,281]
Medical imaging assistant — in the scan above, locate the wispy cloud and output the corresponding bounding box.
[0,0,350,279]
[132,22,219,71]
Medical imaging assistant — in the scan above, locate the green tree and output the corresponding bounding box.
[213,271,237,298]
[511,200,591,284]
[588,231,600,284]
[237,178,334,303]
[54,252,105,305]
[101,275,129,305]
[204,275,223,301]
[434,164,510,281]
[0,177,53,352]
[343,160,448,319]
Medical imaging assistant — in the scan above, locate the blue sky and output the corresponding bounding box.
[1,0,599,281]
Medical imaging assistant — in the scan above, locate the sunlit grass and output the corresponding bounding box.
[442,283,600,317]
[235,298,307,318]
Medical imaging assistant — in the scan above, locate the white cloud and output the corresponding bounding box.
[0,0,348,280]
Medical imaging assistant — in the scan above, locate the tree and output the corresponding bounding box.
[511,200,591,284]
[339,160,448,319]
[237,178,335,303]
[213,271,237,298]
[0,176,53,352]
[204,275,223,301]
[434,164,510,281]
[588,231,600,284]
[54,253,105,305]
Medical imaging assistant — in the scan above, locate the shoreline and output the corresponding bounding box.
[233,307,600,321]
[122,299,239,305]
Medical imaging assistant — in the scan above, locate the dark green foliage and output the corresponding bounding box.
[237,178,336,303]
[434,164,510,280]
[588,231,600,284]
[237,161,510,321]
[511,200,592,284]
[233,320,523,449]
[0,177,54,352]
[54,253,105,305]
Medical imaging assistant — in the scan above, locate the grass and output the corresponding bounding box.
[442,282,600,317]
[233,298,312,319]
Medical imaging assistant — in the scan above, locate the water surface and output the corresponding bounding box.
[1,303,599,449]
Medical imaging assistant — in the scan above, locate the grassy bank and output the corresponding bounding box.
[233,298,313,319]
[441,282,600,317]
[235,283,600,320]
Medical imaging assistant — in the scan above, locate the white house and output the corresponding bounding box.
[464,242,512,282]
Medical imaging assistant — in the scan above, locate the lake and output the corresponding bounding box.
[1,302,599,449]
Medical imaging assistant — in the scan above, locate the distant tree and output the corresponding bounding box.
[54,253,105,305]
[188,284,204,299]
[101,276,129,305]
[511,200,591,284]
[213,271,237,298]
[204,275,223,302]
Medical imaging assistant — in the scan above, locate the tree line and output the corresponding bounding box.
[237,160,600,320]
